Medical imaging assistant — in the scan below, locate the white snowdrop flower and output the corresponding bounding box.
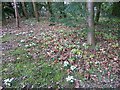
[4,78,14,86]
[33,36,36,39]
[70,65,76,71]
[25,44,29,47]
[15,33,19,36]
[17,57,20,60]
[63,61,69,67]
[82,43,87,46]
[30,30,33,33]
[22,32,26,34]
[31,42,36,46]
[20,40,25,43]
[29,44,32,46]
[66,76,74,82]
[26,55,29,58]
[19,32,22,35]
[95,61,100,64]
[70,79,74,83]
[3,33,6,36]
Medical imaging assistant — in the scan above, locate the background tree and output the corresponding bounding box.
[94,2,102,23]
[21,1,28,18]
[87,1,95,46]
[14,0,19,28]
[32,0,39,21]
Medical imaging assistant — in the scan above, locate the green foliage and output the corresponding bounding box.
[2,33,14,43]
[103,33,118,40]
[2,59,66,88]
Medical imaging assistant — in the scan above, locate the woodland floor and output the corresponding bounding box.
[1,17,120,88]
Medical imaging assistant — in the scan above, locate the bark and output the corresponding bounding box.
[95,3,102,23]
[14,0,19,28]
[21,1,28,18]
[87,1,95,46]
[32,0,39,21]
[47,2,54,17]
[2,3,6,23]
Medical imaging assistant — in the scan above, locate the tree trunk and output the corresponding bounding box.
[14,0,19,28]
[21,1,28,18]
[32,0,39,21]
[47,2,54,17]
[95,3,102,23]
[87,0,95,46]
[2,3,6,24]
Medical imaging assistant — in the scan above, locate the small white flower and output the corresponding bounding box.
[95,61,100,64]
[82,43,87,46]
[70,79,74,83]
[4,78,14,86]
[20,40,25,43]
[70,65,76,71]
[22,32,26,34]
[28,34,31,36]
[31,42,36,46]
[25,44,29,47]
[17,57,20,60]
[63,61,69,67]
[66,76,74,82]
[29,44,32,46]
[26,55,29,58]
[15,33,19,36]
[30,30,33,33]
[33,36,36,39]
[19,32,22,35]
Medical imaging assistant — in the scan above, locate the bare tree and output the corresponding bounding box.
[14,0,19,28]
[32,0,39,21]
[95,2,102,23]
[21,0,28,18]
[87,0,95,46]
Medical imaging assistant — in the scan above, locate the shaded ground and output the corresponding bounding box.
[1,17,120,88]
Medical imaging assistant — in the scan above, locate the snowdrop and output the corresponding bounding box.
[31,42,36,46]
[29,43,32,46]
[33,36,37,39]
[19,32,22,35]
[25,44,29,48]
[70,65,76,71]
[82,43,87,46]
[95,61,100,64]
[30,30,33,33]
[17,57,20,60]
[4,78,14,86]
[20,40,25,43]
[66,76,74,83]
[22,32,26,35]
[15,33,19,36]
[63,61,69,67]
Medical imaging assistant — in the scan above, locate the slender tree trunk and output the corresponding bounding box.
[47,2,54,17]
[32,0,39,21]
[87,0,95,46]
[2,3,6,24]
[21,1,28,18]
[14,0,19,28]
[95,3,102,23]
